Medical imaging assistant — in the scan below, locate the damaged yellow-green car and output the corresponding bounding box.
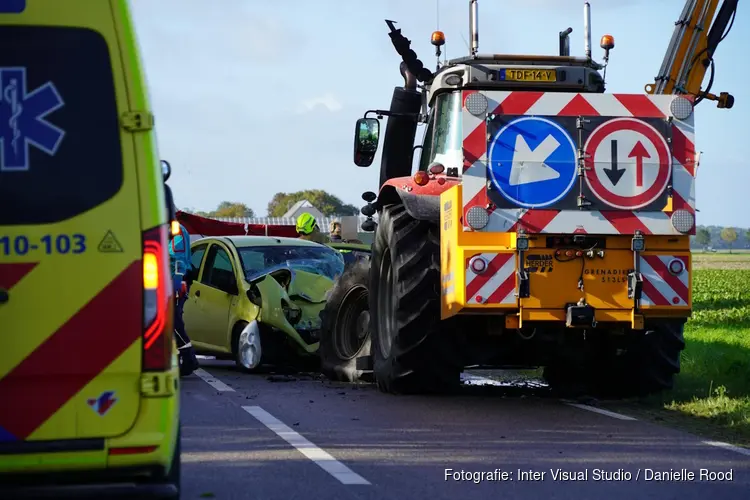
[182,236,372,374]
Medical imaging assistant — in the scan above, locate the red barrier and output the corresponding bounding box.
[176,211,298,238]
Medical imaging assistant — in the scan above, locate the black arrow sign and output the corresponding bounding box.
[603,139,626,186]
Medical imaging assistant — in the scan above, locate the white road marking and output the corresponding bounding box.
[565,403,638,421]
[194,368,235,392]
[193,368,750,462]
[702,440,750,457]
[242,405,371,485]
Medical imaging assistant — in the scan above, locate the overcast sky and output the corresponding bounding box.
[130,0,749,227]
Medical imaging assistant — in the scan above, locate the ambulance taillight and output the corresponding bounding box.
[142,225,173,371]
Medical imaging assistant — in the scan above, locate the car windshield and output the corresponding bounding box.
[339,250,370,266]
[238,245,345,281]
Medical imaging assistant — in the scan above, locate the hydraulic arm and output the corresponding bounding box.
[646,0,739,108]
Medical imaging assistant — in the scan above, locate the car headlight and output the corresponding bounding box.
[282,301,302,325]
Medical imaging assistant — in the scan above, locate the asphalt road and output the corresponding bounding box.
[180,359,750,500]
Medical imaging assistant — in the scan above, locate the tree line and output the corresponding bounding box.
[182,194,748,253]
[693,225,750,252]
[182,189,359,219]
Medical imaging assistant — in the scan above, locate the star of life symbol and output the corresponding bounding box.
[0,67,65,172]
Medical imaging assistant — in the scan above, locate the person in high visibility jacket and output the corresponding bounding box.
[296,212,329,244]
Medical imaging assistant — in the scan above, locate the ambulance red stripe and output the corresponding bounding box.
[0,261,142,439]
[0,262,38,290]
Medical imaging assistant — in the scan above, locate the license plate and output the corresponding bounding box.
[497,69,557,82]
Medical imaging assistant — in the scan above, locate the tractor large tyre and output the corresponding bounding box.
[594,319,686,399]
[544,319,686,399]
[319,259,372,383]
[369,203,462,395]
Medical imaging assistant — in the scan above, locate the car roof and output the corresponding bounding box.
[192,235,325,249]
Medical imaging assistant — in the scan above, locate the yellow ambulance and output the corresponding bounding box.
[0,0,181,497]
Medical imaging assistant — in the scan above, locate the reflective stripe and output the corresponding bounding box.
[0,262,142,439]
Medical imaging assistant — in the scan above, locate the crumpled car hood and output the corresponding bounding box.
[287,270,334,303]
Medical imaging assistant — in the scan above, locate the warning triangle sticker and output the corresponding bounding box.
[98,230,124,253]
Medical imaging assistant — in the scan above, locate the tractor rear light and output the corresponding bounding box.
[413,171,430,186]
[670,209,695,234]
[516,234,529,251]
[142,225,173,372]
[428,162,445,175]
[631,233,646,251]
[466,206,489,230]
[668,258,685,275]
[469,256,488,274]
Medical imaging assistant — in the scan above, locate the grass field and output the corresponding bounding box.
[606,251,750,447]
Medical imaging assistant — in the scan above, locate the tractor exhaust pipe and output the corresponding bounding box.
[400,62,417,90]
[583,1,592,59]
[469,0,479,57]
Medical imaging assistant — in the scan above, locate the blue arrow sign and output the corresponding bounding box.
[0,67,65,172]
[488,116,577,208]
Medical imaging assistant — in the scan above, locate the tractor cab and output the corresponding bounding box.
[353,1,616,188]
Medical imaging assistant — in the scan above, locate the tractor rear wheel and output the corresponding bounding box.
[369,203,461,394]
[543,319,686,398]
[593,319,686,398]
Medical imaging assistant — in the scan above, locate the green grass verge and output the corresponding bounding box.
[605,269,750,447]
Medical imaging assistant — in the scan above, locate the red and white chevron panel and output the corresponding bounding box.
[465,252,517,305]
[461,90,697,235]
[639,254,690,307]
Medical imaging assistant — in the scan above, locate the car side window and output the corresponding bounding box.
[200,245,237,293]
[191,243,208,277]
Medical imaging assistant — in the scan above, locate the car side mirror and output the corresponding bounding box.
[161,160,172,181]
[353,117,380,167]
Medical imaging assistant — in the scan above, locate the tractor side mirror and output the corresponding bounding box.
[353,118,380,167]
[161,160,172,181]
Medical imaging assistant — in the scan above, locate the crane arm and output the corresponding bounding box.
[646,0,739,109]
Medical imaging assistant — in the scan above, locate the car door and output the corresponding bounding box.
[181,241,208,344]
[189,243,237,351]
